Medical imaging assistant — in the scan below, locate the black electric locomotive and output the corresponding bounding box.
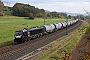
[14,27,44,43]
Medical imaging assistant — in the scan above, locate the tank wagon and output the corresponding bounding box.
[54,22,62,31]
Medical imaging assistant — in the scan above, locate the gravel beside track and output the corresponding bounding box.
[0,20,82,60]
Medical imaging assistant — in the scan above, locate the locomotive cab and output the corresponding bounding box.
[14,30,28,43]
[15,30,23,38]
[14,30,23,42]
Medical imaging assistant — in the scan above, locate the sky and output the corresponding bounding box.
[2,0,90,14]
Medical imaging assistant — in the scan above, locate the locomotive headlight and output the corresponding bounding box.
[15,35,21,38]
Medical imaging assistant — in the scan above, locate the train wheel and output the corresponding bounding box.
[26,39,29,42]
[17,42,21,44]
[21,40,24,43]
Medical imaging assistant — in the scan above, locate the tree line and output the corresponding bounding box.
[12,3,45,19]
[0,2,86,20]
[0,2,73,19]
[12,3,69,19]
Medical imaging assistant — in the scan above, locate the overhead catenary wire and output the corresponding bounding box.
[83,7,89,14]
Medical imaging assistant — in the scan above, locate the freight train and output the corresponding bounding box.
[14,19,79,43]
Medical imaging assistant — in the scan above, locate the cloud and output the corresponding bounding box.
[4,0,90,14]
[29,1,90,14]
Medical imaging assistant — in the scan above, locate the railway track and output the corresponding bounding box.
[0,20,82,60]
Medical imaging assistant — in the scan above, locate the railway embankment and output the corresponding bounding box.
[33,20,89,60]
[71,20,90,60]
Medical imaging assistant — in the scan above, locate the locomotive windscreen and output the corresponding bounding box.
[15,31,23,36]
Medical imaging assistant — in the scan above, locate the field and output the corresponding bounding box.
[0,16,68,44]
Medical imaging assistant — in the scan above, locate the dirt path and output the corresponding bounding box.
[71,20,90,60]
[71,35,89,60]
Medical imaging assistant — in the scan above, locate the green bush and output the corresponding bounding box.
[29,16,34,20]
[0,12,4,16]
[29,13,34,20]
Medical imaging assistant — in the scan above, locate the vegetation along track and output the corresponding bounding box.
[0,20,82,60]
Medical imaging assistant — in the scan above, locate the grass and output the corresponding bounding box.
[34,21,89,60]
[0,15,68,45]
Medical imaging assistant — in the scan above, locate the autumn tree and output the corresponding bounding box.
[47,13,52,18]
[0,1,4,16]
[68,15,72,19]
[50,11,58,18]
